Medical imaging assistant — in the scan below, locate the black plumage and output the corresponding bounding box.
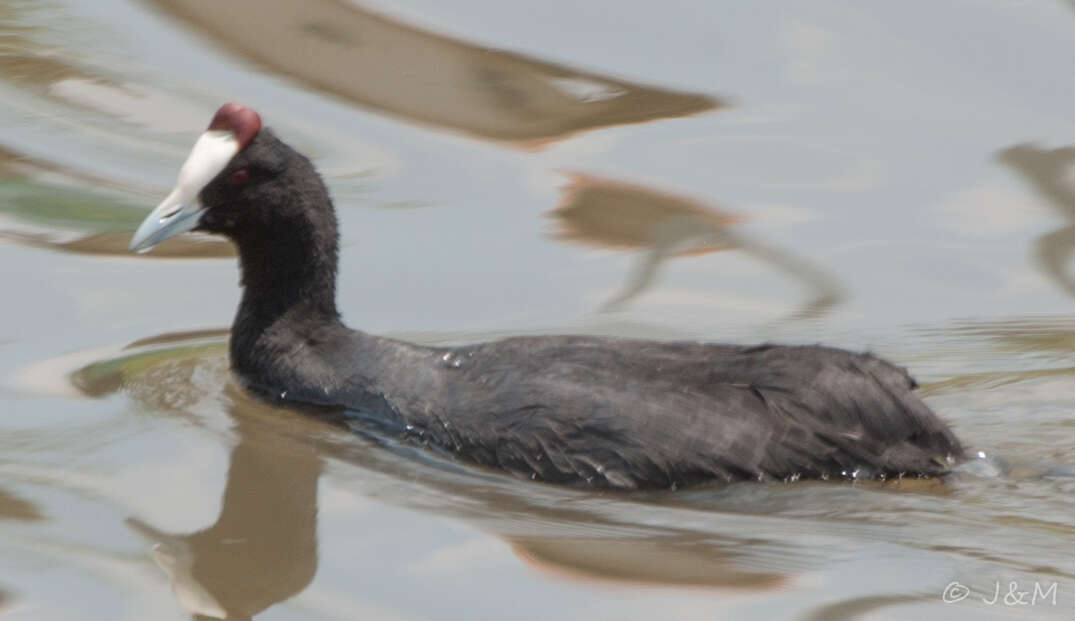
[164,107,964,490]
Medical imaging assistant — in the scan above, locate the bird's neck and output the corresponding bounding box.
[232,222,342,346]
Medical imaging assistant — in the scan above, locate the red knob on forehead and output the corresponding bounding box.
[207,103,261,149]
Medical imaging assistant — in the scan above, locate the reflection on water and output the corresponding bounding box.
[512,536,784,589]
[918,316,1075,396]
[3,230,233,258]
[924,365,1075,397]
[127,405,320,621]
[0,176,234,259]
[0,145,145,197]
[551,171,740,311]
[0,488,43,522]
[937,315,1075,356]
[70,338,321,619]
[0,1,232,260]
[910,318,1075,485]
[40,330,1070,619]
[0,3,82,95]
[0,488,42,614]
[0,146,233,259]
[996,143,1075,297]
[148,0,721,146]
[552,172,843,316]
[70,334,793,610]
[3,0,1075,618]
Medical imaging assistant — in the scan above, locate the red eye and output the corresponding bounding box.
[229,168,249,185]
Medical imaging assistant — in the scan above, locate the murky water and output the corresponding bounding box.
[2,1,1074,619]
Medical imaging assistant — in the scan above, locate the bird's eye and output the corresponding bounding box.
[229,168,250,185]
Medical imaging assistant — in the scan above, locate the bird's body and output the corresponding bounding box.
[131,104,964,490]
[240,324,958,489]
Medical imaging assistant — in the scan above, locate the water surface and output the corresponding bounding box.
[2,0,1075,619]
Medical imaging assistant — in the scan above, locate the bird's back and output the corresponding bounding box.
[317,334,963,489]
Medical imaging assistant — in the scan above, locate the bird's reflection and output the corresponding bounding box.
[148,0,721,146]
[996,143,1075,296]
[71,333,795,618]
[551,172,843,318]
[127,399,320,621]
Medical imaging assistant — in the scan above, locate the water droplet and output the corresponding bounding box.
[530,473,536,480]
[441,353,451,362]
[977,450,987,459]
[279,391,288,399]
[405,424,414,431]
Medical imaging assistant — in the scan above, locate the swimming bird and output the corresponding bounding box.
[130,104,963,490]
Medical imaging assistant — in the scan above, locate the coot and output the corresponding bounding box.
[130,104,963,489]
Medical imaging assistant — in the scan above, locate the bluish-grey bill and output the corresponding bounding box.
[130,130,239,252]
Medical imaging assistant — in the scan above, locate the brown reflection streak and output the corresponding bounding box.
[126,394,322,621]
[0,488,44,521]
[0,4,89,93]
[997,144,1075,297]
[126,328,231,350]
[148,0,721,145]
[66,334,792,608]
[552,172,742,254]
[512,536,785,590]
[551,172,843,317]
[0,488,42,611]
[0,53,84,91]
